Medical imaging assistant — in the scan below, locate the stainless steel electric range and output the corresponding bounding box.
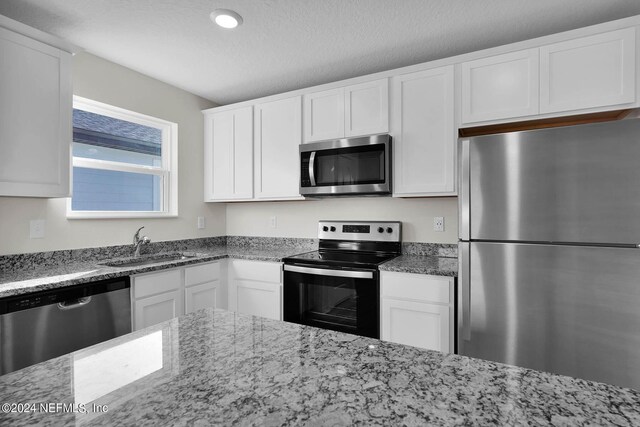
[283,220,402,338]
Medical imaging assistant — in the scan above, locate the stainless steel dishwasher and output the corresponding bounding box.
[0,277,131,375]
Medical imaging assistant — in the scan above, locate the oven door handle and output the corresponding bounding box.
[284,264,373,279]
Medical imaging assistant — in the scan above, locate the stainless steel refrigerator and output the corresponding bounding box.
[458,118,640,390]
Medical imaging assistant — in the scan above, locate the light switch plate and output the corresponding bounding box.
[197,216,206,229]
[30,219,45,239]
[269,216,277,229]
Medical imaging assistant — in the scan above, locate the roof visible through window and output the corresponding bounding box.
[73,109,162,156]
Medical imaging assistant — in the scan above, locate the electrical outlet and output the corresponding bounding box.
[30,219,45,239]
[197,216,206,229]
[269,216,277,229]
[433,217,444,232]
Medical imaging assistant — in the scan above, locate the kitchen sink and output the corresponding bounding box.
[99,252,199,267]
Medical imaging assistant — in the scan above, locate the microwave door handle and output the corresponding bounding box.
[309,152,316,186]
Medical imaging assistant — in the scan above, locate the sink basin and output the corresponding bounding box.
[99,252,199,267]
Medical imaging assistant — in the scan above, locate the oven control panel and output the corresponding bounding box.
[318,221,401,242]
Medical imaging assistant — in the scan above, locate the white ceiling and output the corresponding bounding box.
[2,0,640,106]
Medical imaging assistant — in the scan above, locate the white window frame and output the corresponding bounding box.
[67,96,178,219]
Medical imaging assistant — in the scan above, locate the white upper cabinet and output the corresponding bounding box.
[303,78,388,142]
[204,106,253,201]
[392,66,455,196]
[204,18,640,203]
[540,27,636,114]
[303,87,344,142]
[254,96,303,200]
[345,79,389,137]
[461,49,540,124]
[0,24,72,197]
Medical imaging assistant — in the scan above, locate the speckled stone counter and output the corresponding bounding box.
[1,308,638,426]
[0,237,316,298]
[379,255,458,276]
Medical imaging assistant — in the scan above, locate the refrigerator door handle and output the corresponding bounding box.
[459,139,470,241]
[459,242,471,342]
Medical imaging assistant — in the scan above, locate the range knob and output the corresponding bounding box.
[330,226,336,232]
[322,226,329,232]
[378,227,384,233]
[386,227,393,233]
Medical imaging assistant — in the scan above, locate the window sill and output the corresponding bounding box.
[66,211,178,220]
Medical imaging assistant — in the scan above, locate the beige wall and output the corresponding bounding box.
[0,52,225,255]
[226,197,458,243]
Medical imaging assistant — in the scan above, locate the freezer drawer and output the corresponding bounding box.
[458,242,640,390]
[463,118,640,244]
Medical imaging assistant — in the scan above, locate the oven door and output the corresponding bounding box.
[283,264,379,338]
[300,134,390,196]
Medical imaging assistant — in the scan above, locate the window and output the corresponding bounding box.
[67,97,178,218]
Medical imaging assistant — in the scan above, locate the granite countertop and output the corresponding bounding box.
[0,245,303,299]
[0,239,458,298]
[380,254,458,276]
[1,308,638,426]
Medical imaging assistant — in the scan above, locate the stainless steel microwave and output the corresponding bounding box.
[299,134,391,196]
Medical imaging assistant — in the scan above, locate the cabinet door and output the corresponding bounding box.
[303,87,344,142]
[185,281,220,314]
[392,66,455,196]
[345,78,389,137]
[254,96,302,199]
[540,27,636,114]
[235,280,282,320]
[461,49,539,124]
[381,298,451,352]
[134,290,182,331]
[204,107,253,201]
[0,27,71,197]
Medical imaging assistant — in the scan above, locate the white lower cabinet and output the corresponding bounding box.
[380,271,454,353]
[134,289,182,331]
[228,259,282,320]
[132,261,223,331]
[184,261,225,314]
[185,281,220,314]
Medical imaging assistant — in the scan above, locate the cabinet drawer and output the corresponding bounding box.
[231,260,281,283]
[381,271,452,304]
[133,269,182,299]
[185,262,220,286]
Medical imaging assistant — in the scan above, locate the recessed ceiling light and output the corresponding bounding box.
[210,9,243,29]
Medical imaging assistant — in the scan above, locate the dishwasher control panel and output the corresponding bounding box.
[0,278,129,314]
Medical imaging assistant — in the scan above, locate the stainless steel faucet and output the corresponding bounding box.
[133,226,151,258]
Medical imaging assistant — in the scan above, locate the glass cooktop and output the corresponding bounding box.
[283,250,398,269]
